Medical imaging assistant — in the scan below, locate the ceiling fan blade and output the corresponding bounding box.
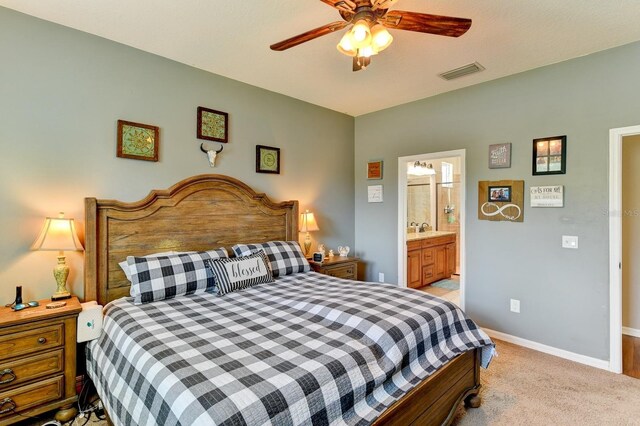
[270,21,350,51]
[371,0,400,11]
[352,56,371,72]
[320,0,357,12]
[381,11,471,37]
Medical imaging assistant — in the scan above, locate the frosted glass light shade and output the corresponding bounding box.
[337,32,357,57]
[350,20,371,48]
[31,213,84,252]
[299,211,320,232]
[371,24,393,52]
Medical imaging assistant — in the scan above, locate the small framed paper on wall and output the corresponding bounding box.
[256,145,280,174]
[533,136,566,175]
[117,120,160,162]
[197,106,228,143]
[367,160,383,179]
[488,143,511,169]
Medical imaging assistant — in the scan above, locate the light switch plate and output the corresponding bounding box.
[510,299,520,313]
[562,235,579,249]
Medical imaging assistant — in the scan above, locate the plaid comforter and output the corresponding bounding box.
[86,272,493,426]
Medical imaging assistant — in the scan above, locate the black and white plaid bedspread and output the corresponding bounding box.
[86,272,494,426]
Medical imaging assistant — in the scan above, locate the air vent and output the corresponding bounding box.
[438,62,485,81]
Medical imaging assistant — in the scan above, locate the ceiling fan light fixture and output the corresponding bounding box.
[337,32,357,57]
[371,24,393,52]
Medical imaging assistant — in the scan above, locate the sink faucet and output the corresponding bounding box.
[420,222,430,232]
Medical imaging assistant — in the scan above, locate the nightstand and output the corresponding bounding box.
[310,256,359,280]
[0,297,82,424]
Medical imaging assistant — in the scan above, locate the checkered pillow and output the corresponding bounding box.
[206,251,274,296]
[127,248,228,304]
[232,241,310,278]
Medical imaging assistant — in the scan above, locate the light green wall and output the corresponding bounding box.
[622,134,640,331]
[0,7,354,302]
[355,41,640,360]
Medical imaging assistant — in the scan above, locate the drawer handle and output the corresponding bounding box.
[0,369,15,385]
[38,337,47,344]
[0,398,15,415]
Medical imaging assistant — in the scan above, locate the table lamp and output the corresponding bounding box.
[299,210,319,258]
[31,212,84,300]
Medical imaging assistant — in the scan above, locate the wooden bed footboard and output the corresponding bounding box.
[373,348,482,426]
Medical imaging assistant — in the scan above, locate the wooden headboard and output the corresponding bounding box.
[84,174,298,305]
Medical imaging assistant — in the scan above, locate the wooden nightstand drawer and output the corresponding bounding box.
[0,350,64,390]
[326,265,356,280]
[0,376,63,419]
[0,324,63,360]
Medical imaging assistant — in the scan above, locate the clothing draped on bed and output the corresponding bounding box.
[86,271,493,426]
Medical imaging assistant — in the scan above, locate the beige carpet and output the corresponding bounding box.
[452,339,640,426]
[27,339,640,425]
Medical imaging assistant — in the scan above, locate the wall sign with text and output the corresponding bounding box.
[530,185,564,207]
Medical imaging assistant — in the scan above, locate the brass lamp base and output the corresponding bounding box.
[52,255,71,301]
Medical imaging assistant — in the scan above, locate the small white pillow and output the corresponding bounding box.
[119,252,175,281]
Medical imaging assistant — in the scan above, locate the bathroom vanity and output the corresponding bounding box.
[407,231,457,289]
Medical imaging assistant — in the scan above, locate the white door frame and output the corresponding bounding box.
[397,149,466,310]
[609,125,640,373]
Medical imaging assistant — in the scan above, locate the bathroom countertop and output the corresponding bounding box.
[406,231,457,242]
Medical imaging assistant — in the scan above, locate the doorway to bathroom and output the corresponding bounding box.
[397,149,466,310]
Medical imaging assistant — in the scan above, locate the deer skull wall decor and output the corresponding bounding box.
[200,143,224,167]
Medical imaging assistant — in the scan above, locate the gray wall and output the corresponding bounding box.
[355,41,640,361]
[623,135,640,331]
[0,7,354,302]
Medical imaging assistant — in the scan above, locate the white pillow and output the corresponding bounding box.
[119,252,175,281]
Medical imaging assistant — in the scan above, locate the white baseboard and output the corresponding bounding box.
[623,327,640,338]
[483,328,610,371]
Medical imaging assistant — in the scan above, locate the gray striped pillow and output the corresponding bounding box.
[206,251,274,296]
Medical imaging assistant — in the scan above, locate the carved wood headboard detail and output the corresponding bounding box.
[84,174,298,305]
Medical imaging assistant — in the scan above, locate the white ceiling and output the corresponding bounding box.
[3,1,640,116]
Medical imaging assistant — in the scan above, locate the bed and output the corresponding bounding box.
[83,174,493,426]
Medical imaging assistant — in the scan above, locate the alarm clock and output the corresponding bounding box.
[312,252,324,262]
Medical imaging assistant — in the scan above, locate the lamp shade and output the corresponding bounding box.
[31,213,84,251]
[299,210,319,233]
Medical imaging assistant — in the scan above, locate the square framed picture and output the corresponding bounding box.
[488,186,512,202]
[117,120,159,162]
[197,106,228,143]
[488,143,512,169]
[256,145,280,174]
[367,160,383,179]
[533,136,566,175]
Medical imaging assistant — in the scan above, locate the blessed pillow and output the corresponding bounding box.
[232,241,310,278]
[206,251,274,296]
[119,251,175,281]
[127,248,228,304]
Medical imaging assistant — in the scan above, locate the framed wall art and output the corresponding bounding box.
[367,160,383,179]
[256,145,280,174]
[117,120,160,162]
[533,136,566,175]
[488,143,511,169]
[478,180,524,222]
[197,106,228,143]
[530,185,564,207]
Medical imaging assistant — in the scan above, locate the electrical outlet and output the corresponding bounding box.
[562,235,579,249]
[510,299,520,313]
[378,272,385,283]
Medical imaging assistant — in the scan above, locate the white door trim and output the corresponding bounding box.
[609,125,640,373]
[397,149,466,310]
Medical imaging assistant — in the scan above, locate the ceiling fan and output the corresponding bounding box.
[270,0,472,71]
